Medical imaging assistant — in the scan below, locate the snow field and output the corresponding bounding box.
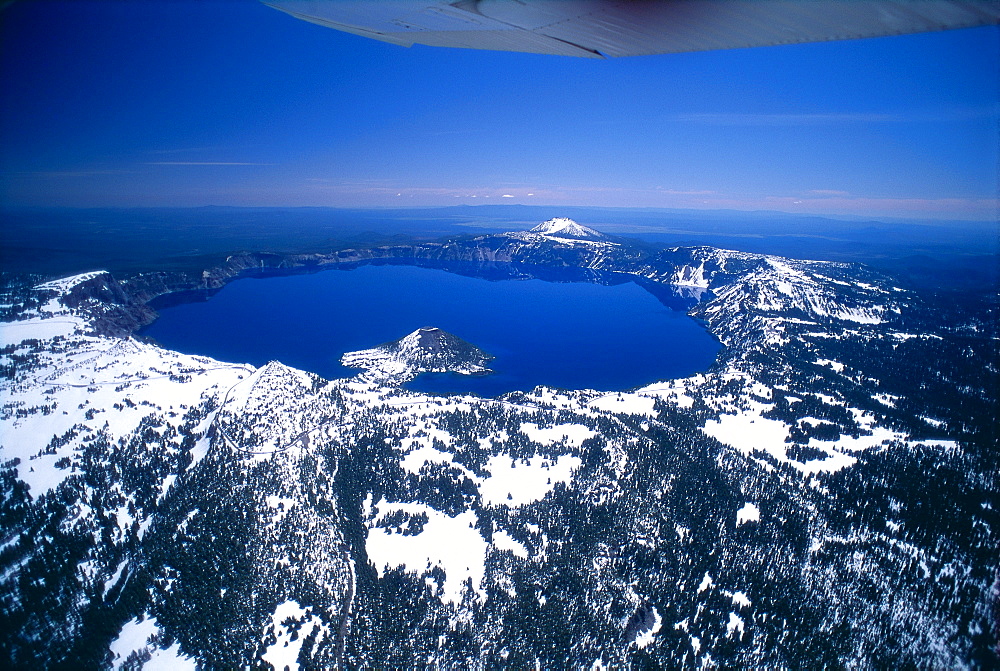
[479,453,582,507]
[0,316,87,346]
[589,392,658,415]
[363,411,594,593]
[701,391,919,476]
[400,443,454,473]
[378,419,588,510]
[109,614,195,671]
[266,495,297,528]
[104,559,128,595]
[365,500,487,604]
[491,530,529,558]
[520,421,595,447]
[633,606,662,648]
[730,591,752,608]
[726,612,745,639]
[736,502,760,526]
[815,358,845,372]
[261,600,326,671]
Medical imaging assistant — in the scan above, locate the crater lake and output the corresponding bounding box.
[141,263,721,396]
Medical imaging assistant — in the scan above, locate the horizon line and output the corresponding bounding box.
[0,202,995,225]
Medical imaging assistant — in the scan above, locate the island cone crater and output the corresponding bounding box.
[341,326,494,381]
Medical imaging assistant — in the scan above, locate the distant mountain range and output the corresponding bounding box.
[0,219,996,669]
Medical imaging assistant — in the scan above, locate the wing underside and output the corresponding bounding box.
[263,0,1000,57]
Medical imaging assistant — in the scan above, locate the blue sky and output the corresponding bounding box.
[1,1,997,219]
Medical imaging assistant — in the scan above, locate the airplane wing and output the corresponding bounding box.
[262,0,1000,58]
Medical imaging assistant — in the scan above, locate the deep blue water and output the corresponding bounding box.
[141,264,720,396]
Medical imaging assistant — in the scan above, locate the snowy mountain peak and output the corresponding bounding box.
[529,217,605,240]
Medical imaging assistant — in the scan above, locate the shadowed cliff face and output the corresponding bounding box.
[47,273,157,337]
[124,231,737,314]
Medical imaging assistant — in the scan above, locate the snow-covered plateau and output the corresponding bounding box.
[1,223,996,669]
